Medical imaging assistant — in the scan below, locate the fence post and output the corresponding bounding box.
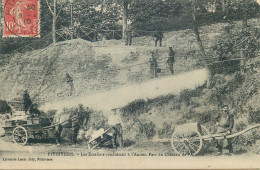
[240,50,246,75]
[113,30,115,40]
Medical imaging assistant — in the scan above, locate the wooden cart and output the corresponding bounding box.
[2,100,53,145]
[167,122,260,156]
[87,123,122,149]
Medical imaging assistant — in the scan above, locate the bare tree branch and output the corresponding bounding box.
[46,0,54,15]
[56,2,69,19]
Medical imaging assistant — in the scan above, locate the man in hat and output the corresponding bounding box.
[154,31,163,47]
[23,90,32,114]
[167,47,175,75]
[215,105,234,155]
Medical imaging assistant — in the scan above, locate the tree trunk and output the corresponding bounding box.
[242,0,248,31]
[122,0,128,42]
[70,3,73,40]
[222,0,225,14]
[0,3,2,37]
[191,0,211,88]
[52,0,57,43]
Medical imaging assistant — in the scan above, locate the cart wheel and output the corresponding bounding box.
[171,130,203,156]
[13,126,28,145]
[88,140,99,150]
[34,130,48,140]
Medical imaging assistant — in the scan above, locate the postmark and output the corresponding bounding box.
[3,0,40,37]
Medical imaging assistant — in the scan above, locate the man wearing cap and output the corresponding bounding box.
[23,90,32,114]
[215,105,234,155]
[167,47,175,75]
[69,104,90,145]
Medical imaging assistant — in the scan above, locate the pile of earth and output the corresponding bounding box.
[2,19,257,105]
[0,39,202,106]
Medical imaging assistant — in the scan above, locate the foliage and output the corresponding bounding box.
[158,122,174,138]
[0,100,11,114]
[212,25,260,60]
[179,85,204,105]
[1,0,260,54]
[143,121,156,139]
[248,109,260,123]
[121,99,146,116]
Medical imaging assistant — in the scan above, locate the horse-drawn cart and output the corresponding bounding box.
[158,122,260,156]
[2,100,54,145]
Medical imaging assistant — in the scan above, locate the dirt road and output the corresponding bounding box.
[1,138,260,169]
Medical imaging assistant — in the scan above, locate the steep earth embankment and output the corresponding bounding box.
[0,39,202,105]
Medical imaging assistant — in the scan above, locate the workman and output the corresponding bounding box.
[167,47,175,75]
[23,90,32,114]
[215,105,234,156]
[107,108,124,148]
[154,31,163,47]
[150,52,158,78]
[65,73,75,96]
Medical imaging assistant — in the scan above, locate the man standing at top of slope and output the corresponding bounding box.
[155,31,163,47]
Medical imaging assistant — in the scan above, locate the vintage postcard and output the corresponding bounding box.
[0,0,260,169]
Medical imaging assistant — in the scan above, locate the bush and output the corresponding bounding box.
[179,86,204,105]
[158,122,174,138]
[212,26,259,66]
[248,109,260,123]
[143,121,156,139]
[121,99,147,116]
[0,100,11,114]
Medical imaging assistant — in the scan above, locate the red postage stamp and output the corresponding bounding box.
[3,0,40,37]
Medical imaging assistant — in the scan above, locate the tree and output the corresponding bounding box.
[122,0,129,40]
[46,0,68,43]
[191,0,211,88]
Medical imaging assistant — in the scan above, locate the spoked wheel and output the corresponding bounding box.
[171,130,203,156]
[200,125,211,152]
[13,126,28,145]
[87,139,99,150]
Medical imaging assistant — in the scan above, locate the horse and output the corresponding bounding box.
[52,104,91,145]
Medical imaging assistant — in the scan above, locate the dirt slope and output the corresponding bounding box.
[0,39,201,105]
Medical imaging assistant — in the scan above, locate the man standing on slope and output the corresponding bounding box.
[154,31,163,47]
[167,47,175,75]
[65,73,75,96]
[215,105,234,156]
[150,52,158,78]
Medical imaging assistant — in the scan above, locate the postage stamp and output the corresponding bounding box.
[3,0,40,37]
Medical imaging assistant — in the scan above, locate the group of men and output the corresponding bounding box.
[150,46,175,78]
[21,91,235,155]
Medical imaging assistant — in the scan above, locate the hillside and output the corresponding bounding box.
[2,19,258,104]
[0,19,259,154]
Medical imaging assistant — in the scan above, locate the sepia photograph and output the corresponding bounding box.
[0,0,260,169]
